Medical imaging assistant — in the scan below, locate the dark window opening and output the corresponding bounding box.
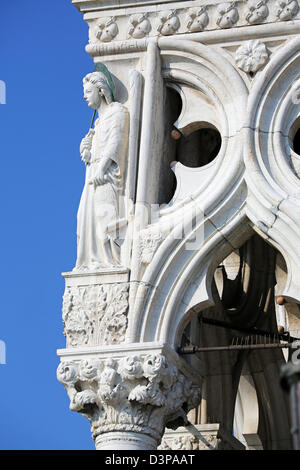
[293,127,300,156]
[176,127,221,168]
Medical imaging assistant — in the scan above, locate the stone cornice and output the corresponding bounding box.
[73,0,205,13]
[70,0,300,57]
[85,21,300,58]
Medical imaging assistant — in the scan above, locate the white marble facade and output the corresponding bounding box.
[57,0,300,450]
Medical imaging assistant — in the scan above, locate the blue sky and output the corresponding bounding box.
[0,1,96,449]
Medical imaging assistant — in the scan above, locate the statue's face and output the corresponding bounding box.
[83,81,102,109]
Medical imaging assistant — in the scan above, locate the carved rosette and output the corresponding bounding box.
[57,354,201,445]
[235,39,269,73]
[62,283,129,347]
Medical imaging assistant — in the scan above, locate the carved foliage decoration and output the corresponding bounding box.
[216,2,239,28]
[159,434,217,450]
[128,13,151,38]
[96,17,119,42]
[157,10,180,36]
[62,283,129,347]
[85,3,300,48]
[235,39,269,73]
[186,7,209,32]
[158,430,243,450]
[245,0,269,24]
[139,229,162,265]
[57,354,201,442]
[276,0,299,20]
[102,284,129,345]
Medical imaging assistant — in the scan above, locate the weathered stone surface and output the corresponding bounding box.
[57,0,300,450]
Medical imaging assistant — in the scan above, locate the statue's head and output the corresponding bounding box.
[83,71,113,109]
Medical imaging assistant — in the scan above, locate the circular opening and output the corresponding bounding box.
[289,116,300,156]
[157,86,183,205]
[176,127,222,168]
[167,86,182,122]
[293,128,300,156]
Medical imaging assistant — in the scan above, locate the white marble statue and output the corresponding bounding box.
[75,71,129,271]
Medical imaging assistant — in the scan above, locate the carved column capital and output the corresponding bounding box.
[57,352,201,449]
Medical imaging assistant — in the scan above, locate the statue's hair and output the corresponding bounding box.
[83,71,113,105]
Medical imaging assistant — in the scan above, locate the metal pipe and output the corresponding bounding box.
[178,343,292,354]
[198,315,293,342]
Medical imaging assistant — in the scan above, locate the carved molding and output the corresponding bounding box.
[86,23,300,58]
[62,283,129,347]
[85,0,300,52]
[57,353,201,443]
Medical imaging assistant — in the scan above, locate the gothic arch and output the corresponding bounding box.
[127,38,249,345]
[127,37,300,348]
[244,36,300,305]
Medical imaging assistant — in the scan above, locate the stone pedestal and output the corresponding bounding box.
[61,269,129,349]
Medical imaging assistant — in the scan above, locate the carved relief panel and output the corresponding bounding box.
[62,283,129,347]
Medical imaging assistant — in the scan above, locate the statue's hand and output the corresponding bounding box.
[89,158,112,187]
[81,148,91,164]
[91,166,107,186]
[80,129,95,159]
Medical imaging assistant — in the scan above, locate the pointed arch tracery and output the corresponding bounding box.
[127,38,300,347]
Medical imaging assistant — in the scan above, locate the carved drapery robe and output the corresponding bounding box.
[76,102,129,271]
